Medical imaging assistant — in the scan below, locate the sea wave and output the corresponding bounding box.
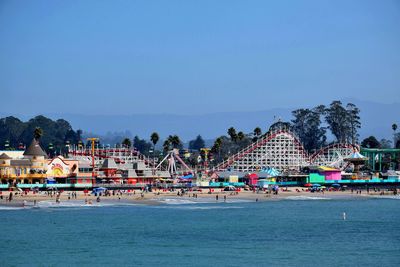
[285,196,332,200]
[157,197,252,205]
[0,206,26,210]
[36,200,140,209]
[158,198,204,205]
[168,205,244,210]
[369,195,400,200]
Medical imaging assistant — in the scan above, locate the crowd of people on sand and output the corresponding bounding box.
[1,184,399,207]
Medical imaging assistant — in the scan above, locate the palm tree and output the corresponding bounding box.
[150,132,159,148]
[77,129,83,142]
[253,127,262,138]
[34,127,43,141]
[122,138,132,148]
[392,124,398,148]
[150,132,159,159]
[163,139,171,152]
[212,137,223,161]
[237,131,245,141]
[168,135,181,149]
[227,127,237,142]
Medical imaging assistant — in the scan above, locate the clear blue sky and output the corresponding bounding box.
[1,0,399,116]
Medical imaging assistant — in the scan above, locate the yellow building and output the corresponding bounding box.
[0,139,47,185]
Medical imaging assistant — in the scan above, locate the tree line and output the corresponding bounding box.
[207,101,397,165]
[0,115,81,153]
[1,102,398,167]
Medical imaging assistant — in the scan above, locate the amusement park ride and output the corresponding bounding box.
[215,129,358,173]
[68,129,359,177]
[155,149,192,175]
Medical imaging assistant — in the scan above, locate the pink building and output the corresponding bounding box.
[246,173,259,185]
[318,166,341,180]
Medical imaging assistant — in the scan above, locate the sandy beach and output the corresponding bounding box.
[1,187,397,208]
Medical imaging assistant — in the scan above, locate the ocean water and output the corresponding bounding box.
[1,197,400,267]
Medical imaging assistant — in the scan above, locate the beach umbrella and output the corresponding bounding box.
[248,173,258,179]
[94,187,107,191]
[304,183,312,187]
[260,167,280,177]
[332,183,341,187]
[312,184,321,187]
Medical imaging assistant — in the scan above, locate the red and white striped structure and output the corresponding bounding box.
[216,129,358,173]
[68,147,153,168]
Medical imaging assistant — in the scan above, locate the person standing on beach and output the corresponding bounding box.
[216,195,219,201]
[8,192,13,202]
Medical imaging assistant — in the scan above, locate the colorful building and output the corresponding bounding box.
[0,139,47,185]
[318,166,342,180]
[306,166,342,184]
[46,156,94,185]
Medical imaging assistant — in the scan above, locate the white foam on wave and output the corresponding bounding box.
[36,200,140,209]
[369,195,400,200]
[169,205,244,210]
[158,197,253,205]
[159,198,202,205]
[285,196,331,201]
[225,199,253,203]
[0,206,26,210]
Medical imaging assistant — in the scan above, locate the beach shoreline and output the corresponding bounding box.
[1,187,397,208]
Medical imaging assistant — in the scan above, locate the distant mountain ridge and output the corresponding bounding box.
[1,99,398,143]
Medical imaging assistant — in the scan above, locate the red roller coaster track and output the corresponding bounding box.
[216,130,358,172]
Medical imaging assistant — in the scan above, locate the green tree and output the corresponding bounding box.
[325,101,351,143]
[361,136,380,148]
[392,123,398,148]
[133,136,152,154]
[0,115,81,152]
[211,137,222,153]
[0,116,26,149]
[291,107,326,152]
[253,127,262,137]
[227,127,237,142]
[122,138,132,148]
[150,132,159,147]
[253,127,262,141]
[325,101,361,144]
[168,135,182,149]
[188,135,205,151]
[237,131,245,141]
[163,139,171,152]
[268,120,291,132]
[34,127,43,140]
[346,103,361,144]
[150,132,160,158]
